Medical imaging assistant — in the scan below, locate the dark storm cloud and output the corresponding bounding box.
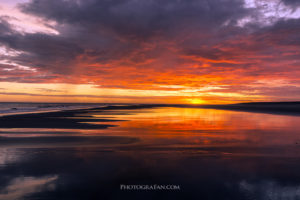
[19,0,249,40]
[0,0,253,82]
[15,0,252,67]
[250,18,300,48]
[0,30,84,73]
[281,0,300,7]
[0,17,13,35]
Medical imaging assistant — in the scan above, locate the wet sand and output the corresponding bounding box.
[0,108,118,129]
[1,104,300,200]
[1,102,300,129]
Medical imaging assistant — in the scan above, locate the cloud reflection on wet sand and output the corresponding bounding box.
[0,176,57,200]
[1,107,300,199]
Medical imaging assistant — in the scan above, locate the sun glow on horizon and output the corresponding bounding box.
[0,82,271,104]
[187,98,206,104]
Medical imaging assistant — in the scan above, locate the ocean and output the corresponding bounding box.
[0,102,110,116]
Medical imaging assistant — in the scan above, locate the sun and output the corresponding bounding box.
[187,98,206,104]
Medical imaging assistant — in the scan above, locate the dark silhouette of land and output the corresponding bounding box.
[194,101,300,116]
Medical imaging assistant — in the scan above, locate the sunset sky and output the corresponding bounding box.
[0,0,300,104]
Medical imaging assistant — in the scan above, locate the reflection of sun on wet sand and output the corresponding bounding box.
[1,103,300,199]
[1,103,299,151]
[0,103,300,149]
[1,102,299,130]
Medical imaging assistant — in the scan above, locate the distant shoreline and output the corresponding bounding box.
[175,102,300,116]
[1,102,300,118]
